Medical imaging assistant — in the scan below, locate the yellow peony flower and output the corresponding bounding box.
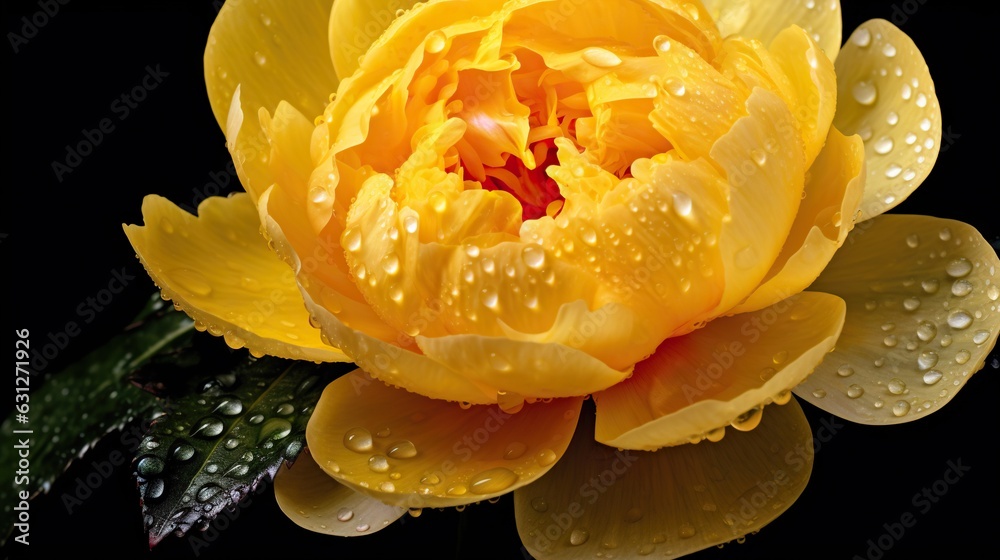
[124,0,999,556]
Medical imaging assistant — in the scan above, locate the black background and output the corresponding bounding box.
[3,1,998,558]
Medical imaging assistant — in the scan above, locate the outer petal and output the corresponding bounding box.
[205,0,338,202]
[700,0,842,61]
[328,0,420,81]
[595,292,845,450]
[796,215,1000,424]
[123,193,347,362]
[733,125,865,313]
[274,448,405,536]
[306,370,583,508]
[516,398,814,559]
[834,20,942,221]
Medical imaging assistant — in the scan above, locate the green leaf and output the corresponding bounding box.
[135,355,340,546]
[0,294,194,538]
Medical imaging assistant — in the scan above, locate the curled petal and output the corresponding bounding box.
[123,193,348,362]
[595,292,844,450]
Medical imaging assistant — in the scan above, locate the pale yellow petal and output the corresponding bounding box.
[595,292,845,450]
[796,215,1000,424]
[275,448,405,536]
[328,0,420,81]
[516,398,814,559]
[834,20,942,221]
[123,193,347,362]
[306,369,583,508]
[700,0,842,61]
[733,125,865,313]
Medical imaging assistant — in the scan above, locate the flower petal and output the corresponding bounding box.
[205,0,338,202]
[328,0,419,81]
[834,20,941,221]
[795,215,1000,424]
[274,448,405,536]
[123,193,347,362]
[697,87,807,322]
[265,213,496,404]
[306,369,583,508]
[205,0,337,129]
[733,125,865,313]
[415,330,633,400]
[701,0,842,61]
[594,292,845,450]
[515,398,814,559]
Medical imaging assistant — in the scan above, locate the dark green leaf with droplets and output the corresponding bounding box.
[136,355,340,546]
[0,294,195,539]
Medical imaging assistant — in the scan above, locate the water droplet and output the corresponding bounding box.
[873,136,894,155]
[665,78,686,96]
[852,81,877,105]
[224,463,250,477]
[381,254,400,275]
[892,400,911,417]
[190,417,225,439]
[851,28,872,47]
[558,528,587,546]
[951,279,973,297]
[497,390,525,414]
[916,321,937,342]
[522,246,546,269]
[922,370,943,385]
[420,474,441,486]
[847,384,865,399]
[469,467,518,494]
[344,228,362,252]
[309,186,330,205]
[917,351,939,371]
[424,30,447,53]
[653,34,672,52]
[145,478,165,499]
[921,278,940,294]
[837,364,855,377]
[883,334,898,348]
[679,523,697,539]
[730,407,763,431]
[987,285,999,301]
[447,484,468,496]
[356,523,370,533]
[337,507,354,522]
[258,418,292,444]
[276,403,294,416]
[537,449,557,466]
[503,442,527,460]
[947,310,972,330]
[972,330,991,345]
[213,396,243,416]
[903,297,921,311]
[673,192,692,216]
[955,349,971,364]
[378,481,396,493]
[882,43,897,57]
[887,378,906,395]
[248,414,264,425]
[387,440,417,459]
[582,47,622,68]
[403,215,419,233]
[772,350,788,365]
[812,389,827,398]
[344,427,374,453]
[531,497,548,512]
[254,51,266,66]
[172,443,195,462]
[946,258,972,278]
[172,269,214,297]
[197,484,222,503]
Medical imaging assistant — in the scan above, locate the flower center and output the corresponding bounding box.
[480,137,564,221]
